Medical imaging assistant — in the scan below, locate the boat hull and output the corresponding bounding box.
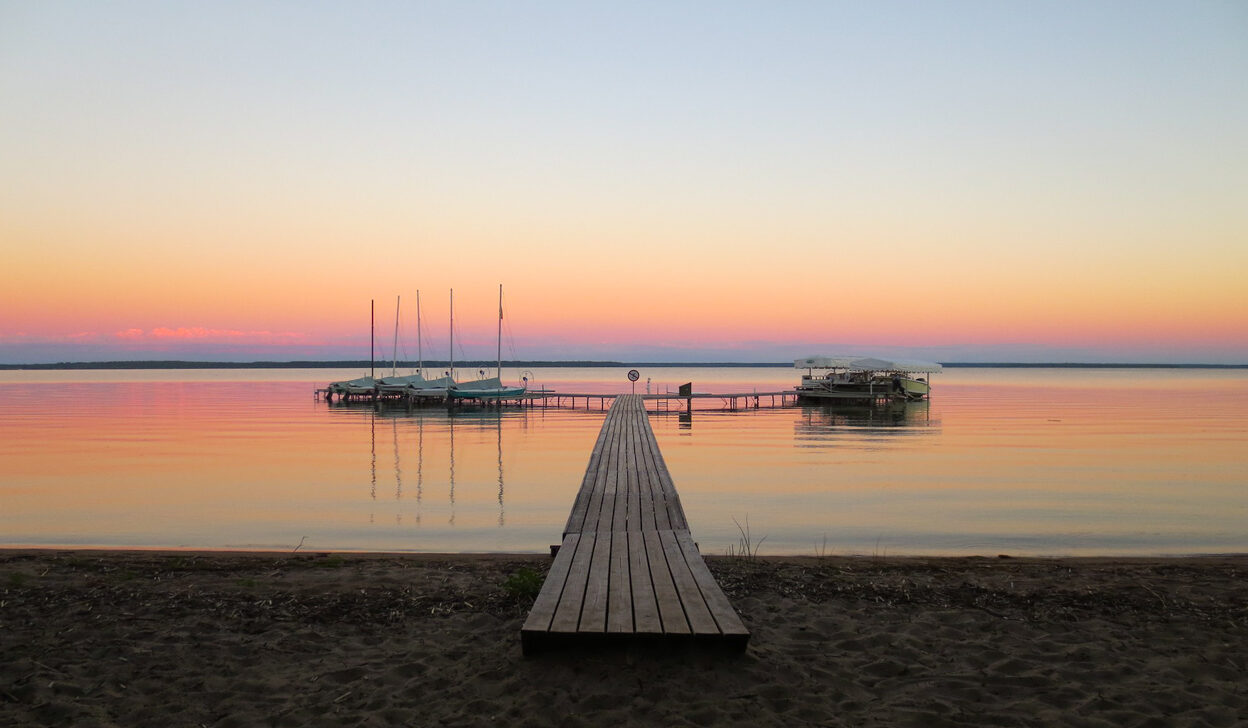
[448,387,527,400]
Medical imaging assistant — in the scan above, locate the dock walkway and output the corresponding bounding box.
[521,395,749,654]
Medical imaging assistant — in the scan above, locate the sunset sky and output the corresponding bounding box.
[2,1,1245,364]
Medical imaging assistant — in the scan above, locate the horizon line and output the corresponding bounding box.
[2,360,1246,371]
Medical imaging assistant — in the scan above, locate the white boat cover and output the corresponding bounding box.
[378,374,455,391]
[794,356,857,369]
[795,356,942,373]
[330,375,377,390]
[378,373,430,388]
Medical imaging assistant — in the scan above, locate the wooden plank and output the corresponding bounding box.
[563,407,613,535]
[550,532,597,633]
[624,402,643,531]
[675,531,750,638]
[639,413,688,530]
[643,414,684,526]
[628,530,662,635]
[579,529,612,632]
[521,533,580,634]
[611,404,634,532]
[632,407,658,532]
[606,530,633,633]
[643,529,690,634]
[638,421,673,531]
[658,529,719,635]
[592,402,626,531]
[642,404,674,528]
[579,408,617,534]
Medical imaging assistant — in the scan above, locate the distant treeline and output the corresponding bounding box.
[940,362,1247,369]
[2,360,1245,370]
[0,360,783,370]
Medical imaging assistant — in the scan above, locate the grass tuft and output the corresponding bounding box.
[726,515,766,560]
[502,567,544,602]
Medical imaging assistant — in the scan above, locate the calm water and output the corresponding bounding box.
[1,367,1245,556]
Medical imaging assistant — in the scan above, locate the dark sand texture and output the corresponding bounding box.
[2,551,1246,727]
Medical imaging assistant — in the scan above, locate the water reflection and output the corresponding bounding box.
[794,401,939,445]
[495,414,505,527]
[416,415,423,524]
[448,412,455,525]
[364,410,379,524]
[333,403,519,531]
[5,370,1246,555]
[392,418,401,502]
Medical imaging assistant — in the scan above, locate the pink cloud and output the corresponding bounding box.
[114,328,309,342]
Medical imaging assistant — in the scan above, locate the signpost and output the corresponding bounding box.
[627,368,640,395]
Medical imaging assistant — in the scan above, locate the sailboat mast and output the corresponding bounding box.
[392,296,400,376]
[416,290,422,375]
[448,289,454,382]
[497,283,503,378]
[370,299,375,380]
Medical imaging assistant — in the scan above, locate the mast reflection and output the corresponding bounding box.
[448,411,455,526]
[340,403,519,530]
[497,412,504,527]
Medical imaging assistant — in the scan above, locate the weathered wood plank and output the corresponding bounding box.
[628,530,662,635]
[675,531,750,637]
[643,529,690,634]
[579,530,612,632]
[600,403,628,530]
[563,407,613,535]
[659,529,719,635]
[612,395,641,532]
[521,532,580,634]
[550,532,597,633]
[633,409,659,532]
[639,425,673,531]
[606,530,633,633]
[640,415,688,530]
[610,405,631,532]
[579,411,617,534]
[624,405,643,531]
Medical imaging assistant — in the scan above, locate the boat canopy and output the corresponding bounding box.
[795,356,943,374]
[794,356,857,369]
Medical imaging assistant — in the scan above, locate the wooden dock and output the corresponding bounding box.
[521,394,750,654]
[317,387,798,411]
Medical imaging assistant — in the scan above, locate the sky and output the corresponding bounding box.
[2,1,1246,364]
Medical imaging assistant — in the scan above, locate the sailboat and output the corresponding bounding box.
[377,291,453,396]
[449,284,528,400]
[327,300,379,399]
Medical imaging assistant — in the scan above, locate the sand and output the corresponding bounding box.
[2,550,1246,727]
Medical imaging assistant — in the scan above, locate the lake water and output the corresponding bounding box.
[2,367,1245,556]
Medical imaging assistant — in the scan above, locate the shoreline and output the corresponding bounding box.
[4,550,1245,726]
[6,545,1248,558]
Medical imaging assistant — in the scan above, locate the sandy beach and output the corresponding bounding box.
[2,550,1245,727]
